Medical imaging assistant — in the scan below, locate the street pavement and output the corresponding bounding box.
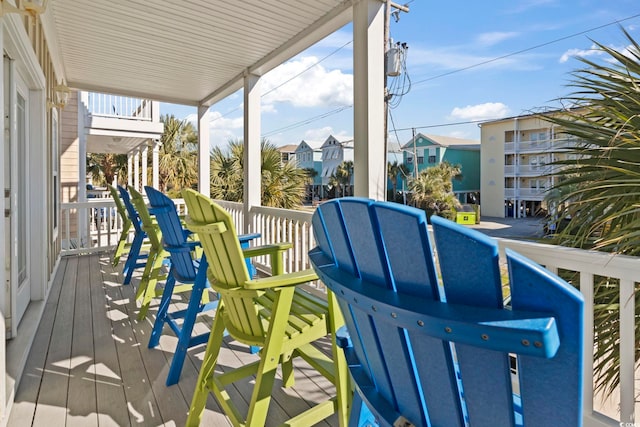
[467,216,546,240]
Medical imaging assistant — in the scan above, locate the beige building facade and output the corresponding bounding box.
[480,112,577,218]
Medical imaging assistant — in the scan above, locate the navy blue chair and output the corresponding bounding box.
[117,185,149,285]
[145,186,259,386]
[310,198,584,427]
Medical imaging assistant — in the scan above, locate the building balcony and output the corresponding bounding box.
[504,187,547,200]
[82,92,164,154]
[36,199,638,426]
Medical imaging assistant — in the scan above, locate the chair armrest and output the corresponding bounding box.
[238,233,261,244]
[244,268,318,290]
[243,242,292,275]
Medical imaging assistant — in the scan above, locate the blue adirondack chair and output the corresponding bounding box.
[117,185,150,285]
[309,198,584,427]
[145,186,260,386]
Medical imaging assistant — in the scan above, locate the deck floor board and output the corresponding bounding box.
[9,253,340,426]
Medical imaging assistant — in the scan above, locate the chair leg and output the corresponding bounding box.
[137,249,166,321]
[245,287,294,427]
[123,231,144,285]
[166,264,209,386]
[281,351,295,388]
[148,272,176,348]
[112,227,129,267]
[328,290,351,427]
[186,308,227,427]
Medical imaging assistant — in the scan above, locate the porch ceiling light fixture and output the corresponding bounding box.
[54,83,71,108]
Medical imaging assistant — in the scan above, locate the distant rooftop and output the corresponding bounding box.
[401,133,480,150]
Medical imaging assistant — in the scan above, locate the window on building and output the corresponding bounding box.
[417,156,424,164]
[428,155,436,163]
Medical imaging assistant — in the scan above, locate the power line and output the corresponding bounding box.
[210,40,353,125]
[262,105,353,137]
[412,12,640,86]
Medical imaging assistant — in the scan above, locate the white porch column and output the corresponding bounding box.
[127,153,133,186]
[353,0,386,200]
[134,149,140,191]
[197,105,210,196]
[141,145,148,192]
[152,140,160,189]
[243,73,261,234]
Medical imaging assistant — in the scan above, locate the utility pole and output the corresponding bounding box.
[384,1,409,192]
[412,127,418,179]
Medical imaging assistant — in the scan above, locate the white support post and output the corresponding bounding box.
[243,73,261,234]
[352,0,386,200]
[197,105,210,196]
[141,145,148,192]
[134,150,140,191]
[152,140,160,190]
[127,154,133,186]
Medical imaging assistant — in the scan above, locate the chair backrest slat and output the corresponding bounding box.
[118,185,144,234]
[508,249,583,427]
[108,184,130,227]
[128,186,163,249]
[144,186,197,282]
[431,215,515,427]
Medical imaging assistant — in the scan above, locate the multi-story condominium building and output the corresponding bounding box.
[480,111,576,218]
[401,133,480,203]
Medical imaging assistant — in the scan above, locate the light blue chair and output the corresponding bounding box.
[310,198,584,427]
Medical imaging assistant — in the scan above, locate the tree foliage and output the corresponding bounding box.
[545,27,640,400]
[86,153,128,186]
[158,114,198,196]
[210,139,307,209]
[408,162,461,220]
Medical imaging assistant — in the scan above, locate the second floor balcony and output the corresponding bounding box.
[50,196,638,426]
[81,92,164,154]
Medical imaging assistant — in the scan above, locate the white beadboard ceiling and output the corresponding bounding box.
[48,0,353,106]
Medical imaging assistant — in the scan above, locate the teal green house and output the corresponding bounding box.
[401,133,480,203]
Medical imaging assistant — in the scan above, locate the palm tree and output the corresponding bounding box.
[387,161,409,202]
[158,114,198,196]
[544,27,640,400]
[408,162,461,220]
[332,160,354,197]
[86,153,128,186]
[210,138,307,209]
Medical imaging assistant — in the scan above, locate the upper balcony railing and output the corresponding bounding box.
[504,136,578,154]
[86,92,154,121]
[59,199,637,426]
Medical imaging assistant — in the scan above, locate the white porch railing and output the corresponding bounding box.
[59,200,636,425]
[86,92,153,120]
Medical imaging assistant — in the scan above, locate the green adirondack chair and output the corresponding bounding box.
[127,186,172,319]
[107,184,132,267]
[182,189,349,427]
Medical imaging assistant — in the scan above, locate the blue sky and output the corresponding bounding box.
[161,0,640,149]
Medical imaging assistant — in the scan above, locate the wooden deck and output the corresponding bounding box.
[9,253,338,426]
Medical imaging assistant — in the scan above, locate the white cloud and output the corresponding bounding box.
[262,56,353,109]
[449,102,510,121]
[476,32,519,47]
[302,126,351,142]
[559,44,601,63]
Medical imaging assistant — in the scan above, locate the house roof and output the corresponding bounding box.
[295,140,324,152]
[401,133,480,150]
[45,1,352,106]
[277,144,299,154]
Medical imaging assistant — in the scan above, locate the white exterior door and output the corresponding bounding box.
[4,55,31,333]
[14,73,30,325]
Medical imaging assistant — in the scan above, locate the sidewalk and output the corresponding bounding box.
[467,216,545,240]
